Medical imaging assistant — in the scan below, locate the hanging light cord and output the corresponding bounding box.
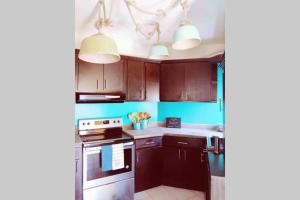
[124,0,178,41]
[180,0,191,25]
[95,0,114,33]
[89,0,191,39]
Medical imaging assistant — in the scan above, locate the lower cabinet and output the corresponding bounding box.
[135,137,162,193]
[162,146,184,187]
[162,136,211,200]
[135,135,211,200]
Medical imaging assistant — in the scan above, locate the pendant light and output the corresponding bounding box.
[79,0,120,64]
[172,0,201,50]
[148,23,169,59]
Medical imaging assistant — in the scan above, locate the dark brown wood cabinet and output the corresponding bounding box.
[145,63,160,101]
[210,64,218,102]
[75,49,219,102]
[160,62,217,102]
[162,136,211,200]
[162,146,184,187]
[185,62,212,102]
[103,60,125,92]
[126,60,145,101]
[76,57,124,93]
[135,137,162,193]
[77,60,103,92]
[160,63,186,101]
[183,148,207,190]
[75,147,82,200]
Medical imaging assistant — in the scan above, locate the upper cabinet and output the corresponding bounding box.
[75,49,219,102]
[126,60,145,101]
[160,61,217,102]
[125,60,160,101]
[185,62,216,102]
[77,60,103,92]
[145,63,160,101]
[103,60,125,92]
[76,54,125,93]
[160,63,186,101]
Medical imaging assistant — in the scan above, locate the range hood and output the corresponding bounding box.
[76,93,126,103]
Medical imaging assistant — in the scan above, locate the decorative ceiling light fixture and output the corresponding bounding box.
[172,0,201,50]
[148,23,169,59]
[79,0,120,64]
[124,0,178,59]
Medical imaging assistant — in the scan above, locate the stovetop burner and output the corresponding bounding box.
[80,132,132,142]
[77,117,133,147]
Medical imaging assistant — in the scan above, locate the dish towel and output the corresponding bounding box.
[112,143,124,170]
[101,143,124,171]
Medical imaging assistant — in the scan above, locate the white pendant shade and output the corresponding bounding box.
[172,24,201,50]
[79,33,120,64]
[148,44,169,60]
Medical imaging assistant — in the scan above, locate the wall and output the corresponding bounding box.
[158,66,224,125]
[75,102,157,128]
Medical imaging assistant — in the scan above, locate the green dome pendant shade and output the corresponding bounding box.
[79,33,120,64]
[149,44,169,59]
[172,24,201,50]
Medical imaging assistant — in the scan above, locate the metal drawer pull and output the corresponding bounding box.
[177,141,188,145]
[145,141,155,145]
[178,149,181,160]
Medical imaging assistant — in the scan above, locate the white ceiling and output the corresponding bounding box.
[75,0,225,59]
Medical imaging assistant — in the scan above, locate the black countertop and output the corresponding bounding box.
[208,152,225,177]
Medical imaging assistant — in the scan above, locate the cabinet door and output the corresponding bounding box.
[182,148,207,191]
[145,63,160,101]
[210,64,218,102]
[77,60,103,92]
[160,63,185,101]
[185,62,212,102]
[162,146,184,187]
[127,60,145,101]
[135,147,162,192]
[103,60,124,92]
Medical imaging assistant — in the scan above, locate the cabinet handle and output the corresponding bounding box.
[177,141,188,145]
[104,79,107,89]
[184,150,187,161]
[178,149,181,160]
[145,141,155,145]
[201,152,204,163]
[96,80,98,89]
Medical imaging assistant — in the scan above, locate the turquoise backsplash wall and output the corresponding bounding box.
[75,66,224,127]
[158,66,224,125]
[75,102,158,127]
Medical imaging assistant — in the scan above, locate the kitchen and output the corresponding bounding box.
[75,0,225,200]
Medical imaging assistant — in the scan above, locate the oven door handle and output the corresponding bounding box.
[84,141,134,153]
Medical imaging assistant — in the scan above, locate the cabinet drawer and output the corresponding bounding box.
[135,137,162,149]
[163,135,207,149]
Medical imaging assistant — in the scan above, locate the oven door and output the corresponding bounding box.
[83,141,135,189]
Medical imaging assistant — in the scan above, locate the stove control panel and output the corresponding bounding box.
[78,118,123,130]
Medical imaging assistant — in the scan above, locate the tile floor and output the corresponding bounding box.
[134,185,206,200]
